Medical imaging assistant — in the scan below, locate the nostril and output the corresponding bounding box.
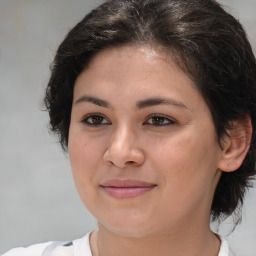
[103,147,145,168]
[126,161,136,164]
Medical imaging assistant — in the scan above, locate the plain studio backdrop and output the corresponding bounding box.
[0,0,255,255]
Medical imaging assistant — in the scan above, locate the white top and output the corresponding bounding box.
[2,232,237,256]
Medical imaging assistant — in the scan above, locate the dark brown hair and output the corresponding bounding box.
[44,0,256,221]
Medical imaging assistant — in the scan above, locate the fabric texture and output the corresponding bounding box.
[2,232,236,256]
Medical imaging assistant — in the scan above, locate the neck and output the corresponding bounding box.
[92,221,221,256]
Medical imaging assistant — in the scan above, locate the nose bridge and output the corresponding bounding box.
[104,121,145,168]
[112,122,133,151]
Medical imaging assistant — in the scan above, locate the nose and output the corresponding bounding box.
[103,126,145,168]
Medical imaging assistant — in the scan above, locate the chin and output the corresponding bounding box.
[98,214,158,238]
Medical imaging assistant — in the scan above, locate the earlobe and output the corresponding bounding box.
[218,115,252,172]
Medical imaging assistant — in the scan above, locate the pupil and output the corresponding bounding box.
[152,117,164,125]
[92,116,102,124]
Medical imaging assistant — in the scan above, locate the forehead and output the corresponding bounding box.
[86,44,180,72]
[74,45,206,111]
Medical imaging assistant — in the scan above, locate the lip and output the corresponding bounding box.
[100,179,157,199]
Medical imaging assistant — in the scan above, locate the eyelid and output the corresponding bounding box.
[144,114,176,126]
[81,113,176,127]
[81,113,111,126]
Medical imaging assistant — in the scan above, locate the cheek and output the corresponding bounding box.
[149,128,219,189]
[68,131,104,208]
[148,131,220,217]
[69,131,102,168]
[68,131,101,189]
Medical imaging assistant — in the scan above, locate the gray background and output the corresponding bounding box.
[0,0,255,255]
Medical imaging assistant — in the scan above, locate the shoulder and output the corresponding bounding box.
[2,242,52,256]
[2,232,92,256]
[218,237,238,256]
[3,241,75,256]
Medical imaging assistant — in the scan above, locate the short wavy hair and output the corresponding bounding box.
[44,0,256,221]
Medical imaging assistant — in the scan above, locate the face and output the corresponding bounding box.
[69,45,224,238]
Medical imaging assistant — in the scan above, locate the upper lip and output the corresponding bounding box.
[101,179,156,188]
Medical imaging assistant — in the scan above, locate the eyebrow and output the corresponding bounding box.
[75,96,111,108]
[136,97,189,110]
[74,95,189,110]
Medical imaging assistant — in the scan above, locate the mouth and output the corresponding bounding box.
[100,179,157,199]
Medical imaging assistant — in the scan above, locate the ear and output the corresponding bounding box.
[218,114,252,172]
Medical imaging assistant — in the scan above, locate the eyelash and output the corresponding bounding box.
[144,115,175,127]
[81,114,175,127]
[82,114,111,127]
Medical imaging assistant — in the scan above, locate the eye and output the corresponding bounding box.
[145,115,175,127]
[82,114,110,127]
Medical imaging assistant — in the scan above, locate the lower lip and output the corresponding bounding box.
[101,186,156,199]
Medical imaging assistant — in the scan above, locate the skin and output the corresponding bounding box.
[68,45,248,256]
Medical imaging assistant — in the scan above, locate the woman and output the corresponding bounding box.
[4,0,256,255]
